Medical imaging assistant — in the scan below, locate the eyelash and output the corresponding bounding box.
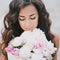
[30,17,36,20]
[19,18,25,21]
[19,17,36,21]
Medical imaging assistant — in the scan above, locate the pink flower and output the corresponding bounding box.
[33,42,44,49]
[5,45,19,56]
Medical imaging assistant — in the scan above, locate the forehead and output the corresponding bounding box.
[19,4,38,16]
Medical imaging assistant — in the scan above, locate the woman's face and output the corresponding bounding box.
[18,4,39,31]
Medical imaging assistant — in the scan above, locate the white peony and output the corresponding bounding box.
[7,28,57,60]
[31,53,46,60]
[19,43,33,59]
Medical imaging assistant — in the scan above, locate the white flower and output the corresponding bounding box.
[19,43,33,59]
[42,41,57,55]
[47,41,57,54]
[7,28,57,60]
[31,53,46,60]
[9,37,25,46]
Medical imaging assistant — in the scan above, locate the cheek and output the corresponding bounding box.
[19,21,25,27]
[33,19,38,26]
[30,20,38,29]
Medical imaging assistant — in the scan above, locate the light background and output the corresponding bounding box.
[0,0,60,60]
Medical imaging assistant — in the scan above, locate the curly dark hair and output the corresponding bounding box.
[2,0,54,57]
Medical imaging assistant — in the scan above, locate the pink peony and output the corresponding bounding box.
[5,45,19,56]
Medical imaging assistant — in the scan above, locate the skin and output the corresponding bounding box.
[18,4,39,31]
[50,32,59,60]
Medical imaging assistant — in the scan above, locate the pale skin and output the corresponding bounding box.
[2,4,59,60]
[18,4,39,31]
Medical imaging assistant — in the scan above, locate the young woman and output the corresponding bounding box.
[2,0,59,60]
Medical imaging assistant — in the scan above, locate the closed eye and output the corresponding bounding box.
[30,17,36,20]
[18,17,25,21]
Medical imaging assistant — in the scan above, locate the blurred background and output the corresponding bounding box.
[0,0,60,60]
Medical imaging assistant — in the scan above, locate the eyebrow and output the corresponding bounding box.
[19,13,35,17]
[30,14,35,16]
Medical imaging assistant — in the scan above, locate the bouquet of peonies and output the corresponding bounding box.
[5,28,57,60]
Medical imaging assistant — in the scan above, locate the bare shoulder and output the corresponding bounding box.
[52,32,59,49]
[51,32,59,60]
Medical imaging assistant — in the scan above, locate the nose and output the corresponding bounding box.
[26,20,31,26]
